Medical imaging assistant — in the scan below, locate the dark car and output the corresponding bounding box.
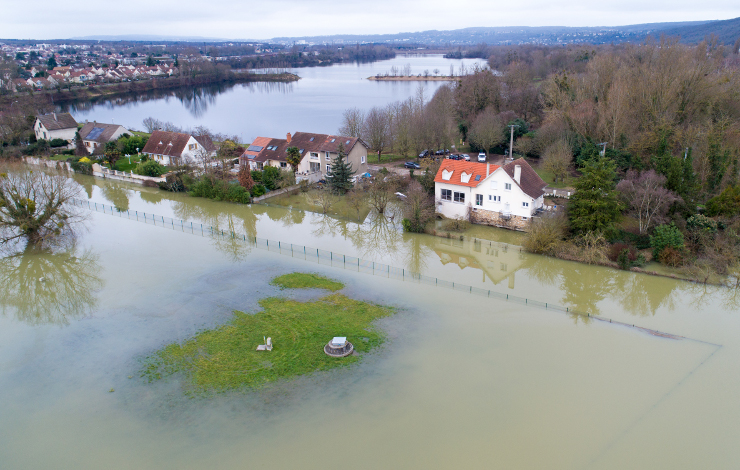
[447,154,463,160]
[418,150,430,158]
[404,161,421,170]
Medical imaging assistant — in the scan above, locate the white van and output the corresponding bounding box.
[477,152,486,162]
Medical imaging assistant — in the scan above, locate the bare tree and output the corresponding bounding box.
[310,189,336,214]
[616,170,681,234]
[346,186,367,221]
[0,164,84,247]
[403,180,435,233]
[468,107,505,154]
[541,139,572,183]
[367,178,394,215]
[363,106,391,162]
[338,107,365,138]
[142,117,162,133]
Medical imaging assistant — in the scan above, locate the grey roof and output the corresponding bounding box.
[79,122,129,143]
[36,113,77,131]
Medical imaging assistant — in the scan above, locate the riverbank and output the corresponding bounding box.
[367,75,459,81]
[1,71,299,107]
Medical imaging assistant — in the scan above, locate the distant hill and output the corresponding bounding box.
[70,34,230,42]
[655,17,740,44]
[269,21,713,46]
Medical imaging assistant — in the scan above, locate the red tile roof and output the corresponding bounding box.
[434,160,499,188]
[247,132,366,163]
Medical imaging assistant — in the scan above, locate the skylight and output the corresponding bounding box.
[299,149,304,153]
[331,138,336,143]
[346,140,350,144]
[309,137,314,142]
[475,175,481,181]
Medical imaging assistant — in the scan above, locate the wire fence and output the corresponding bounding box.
[71,198,709,344]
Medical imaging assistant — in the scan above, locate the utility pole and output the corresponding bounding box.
[508,124,519,161]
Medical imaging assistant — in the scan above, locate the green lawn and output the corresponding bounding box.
[271,273,344,291]
[141,273,394,394]
[113,154,142,172]
[532,165,573,189]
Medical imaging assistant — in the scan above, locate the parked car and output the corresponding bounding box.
[447,154,463,160]
[404,161,421,170]
[418,150,430,158]
[478,152,486,162]
[462,154,471,161]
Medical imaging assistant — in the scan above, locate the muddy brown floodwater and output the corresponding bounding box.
[0,175,738,469]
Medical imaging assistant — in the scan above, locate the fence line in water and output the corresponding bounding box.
[71,198,718,346]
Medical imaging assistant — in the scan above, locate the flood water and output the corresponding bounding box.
[1,176,739,469]
[60,54,487,142]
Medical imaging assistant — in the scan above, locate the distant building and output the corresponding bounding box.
[240,132,368,177]
[33,113,78,145]
[434,158,547,230]
[79,122,132,154]
[140,130,217,166]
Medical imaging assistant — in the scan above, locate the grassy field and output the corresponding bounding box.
[113,154,142,172]
[271,273,344,291]
[141,273,394,393]
[531,165,573,189]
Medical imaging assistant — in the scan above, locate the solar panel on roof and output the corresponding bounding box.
[86,127,105,141]
[247,145,263,152]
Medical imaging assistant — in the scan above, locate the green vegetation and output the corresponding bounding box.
[271,272,344,291]
[133,160,167,177]
[568,156,622,235]
[141,273,393,393]
[188,175,252,204]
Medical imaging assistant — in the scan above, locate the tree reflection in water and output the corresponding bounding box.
[0,245,103,325]
[99,183,131,212]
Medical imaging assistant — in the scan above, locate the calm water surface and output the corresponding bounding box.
[1,176,739,469]
[61,54,487,142]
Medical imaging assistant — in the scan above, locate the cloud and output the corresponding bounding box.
[1,0,739,40]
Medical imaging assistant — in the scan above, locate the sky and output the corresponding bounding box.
[2,0,739,40]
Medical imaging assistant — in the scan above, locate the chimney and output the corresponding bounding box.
[486,162,490,177]
[52,112,57,121]
[286,132,292,144]
[514,165,521,184]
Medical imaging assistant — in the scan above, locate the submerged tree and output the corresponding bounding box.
[0,165,84,247]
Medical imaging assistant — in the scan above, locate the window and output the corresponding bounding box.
[522,202,529,207]
[490,181,498,190]
[325,152,331,161]
[453,192,465,203]
[310,162,320,172]
[522,217,528,221]
[280,162,287,168]
[326,163,332,174]
[505,183,512,190]
[188,143,197,150]
[361,155,365,164]
[441,169,453,180]
[346,140,351,145]
[441,189,452,201]
[331,138,336,143]
[489,195,501,202]
[310,152,319,159]
[309,137,315,142]
[475,194,483,206]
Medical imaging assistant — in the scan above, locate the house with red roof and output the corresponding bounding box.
[240,132,368,177]
[141,130,217,167]
[434,158,547,230]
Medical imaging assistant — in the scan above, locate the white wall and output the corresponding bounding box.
[34,120,76,144]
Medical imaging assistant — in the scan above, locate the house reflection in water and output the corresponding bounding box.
[433,237,526,289]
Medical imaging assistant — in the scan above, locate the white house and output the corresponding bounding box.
[434,158,547,230]
[78,122,132,154]
[34,113,78,145]
[140,130,217,166]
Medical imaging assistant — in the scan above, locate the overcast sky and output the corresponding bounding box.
[2,0,739,40]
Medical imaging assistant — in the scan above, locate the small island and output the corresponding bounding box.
[141,273,394,394]
[367,75,459,81]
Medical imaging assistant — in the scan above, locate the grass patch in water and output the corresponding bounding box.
[270,272,344,291]
[142,274,392,393]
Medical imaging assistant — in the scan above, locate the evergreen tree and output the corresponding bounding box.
[326,143,354,194]
[568,156,622,235]
[286,146,301,173]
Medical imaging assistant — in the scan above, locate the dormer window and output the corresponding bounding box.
[441,169,453,181]
[460,172,471,183]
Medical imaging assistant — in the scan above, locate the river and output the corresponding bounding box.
[0,175,738,469]
[59,54,487,142]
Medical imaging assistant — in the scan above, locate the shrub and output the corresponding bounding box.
[608,242,636,262]
[262,166,281,190]
[49,138,68,148]
[188,176,251,203]
[523,214,568,255]
[441,217,469,232]
[658,246,684,267]
[705,185,740,217]
[650,223,684,259]
[251,170,262,183]
[134,160,166,177]
[250,184,266,198]
[79,156,91,164]
[687,214,718,234]
[69,157,92,175]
